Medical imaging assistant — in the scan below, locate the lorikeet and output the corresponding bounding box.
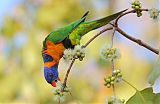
[42,9,127,87]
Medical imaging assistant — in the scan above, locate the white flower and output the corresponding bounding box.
[74,45,85,56]
[52,81,62,95]
[100,44,121,61]
[148,8,160,19]
[52,81,71,103]
[52,81,65,102]
[74,45,82,51]
[63,49,74,61]
[63,45,85,61]
[73,45,85,61]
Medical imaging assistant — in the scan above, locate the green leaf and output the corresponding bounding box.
[148,52,160,85]
[126,88,160,104]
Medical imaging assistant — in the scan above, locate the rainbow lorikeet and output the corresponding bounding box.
[42,9,127,87]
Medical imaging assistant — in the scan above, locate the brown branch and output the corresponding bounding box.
[115,27,159,54]
[112,8,159,55]
[111,60,116,96]
[62,58,75,91]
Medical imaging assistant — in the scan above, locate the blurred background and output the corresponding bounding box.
[0,0,159,103]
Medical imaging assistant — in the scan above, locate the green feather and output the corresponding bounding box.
[43,11,89,47]
[69,9,128,45]
[43,9,128,47]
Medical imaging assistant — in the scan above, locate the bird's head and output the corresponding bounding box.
[42,53,60,87]
[44,65,60,87]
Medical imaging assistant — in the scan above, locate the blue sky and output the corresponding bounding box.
[0,0,21,25]
[0,0,157,60]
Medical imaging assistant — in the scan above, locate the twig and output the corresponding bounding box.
[111,60,116,96]
[111,28,116,47]
[58,97,60,104]
[62,59,75,91]
[110,27,116,96]
[115,27,159,54]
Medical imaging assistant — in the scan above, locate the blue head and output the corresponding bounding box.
[42,53,60,87]
[44,64,60,87]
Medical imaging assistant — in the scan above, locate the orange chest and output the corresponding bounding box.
[42,41,65,67]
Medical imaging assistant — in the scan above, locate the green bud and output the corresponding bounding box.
[74,55,78,59]
[108,54,112,58]
[111,76,115,81]
[113,70,117,74]
[107,84,111,88]
[106,78,111,83]
[132,4,135,8]
[108,98,112,104]
[81,53,85,58]
[135,6,140,9]
[110,81,114,85]
[106,49,110,53]
[117,73,122,77]
[79,57,83,61]
[137,12,142,17]
[76,51,81,56]
[134,1,140,6]
[60,93,64,97]
[116,69,120,73]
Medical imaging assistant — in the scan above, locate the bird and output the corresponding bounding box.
[42,9,127,87]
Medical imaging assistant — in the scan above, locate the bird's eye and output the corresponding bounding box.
[55,80,57,82]
[43,54,53,62]
[48,73,54,78]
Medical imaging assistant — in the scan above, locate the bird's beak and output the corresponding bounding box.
[51,78,61,87]
[51,81,56,87]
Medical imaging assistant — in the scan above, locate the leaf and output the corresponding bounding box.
[148,52,160,85]
[126,88,160,104]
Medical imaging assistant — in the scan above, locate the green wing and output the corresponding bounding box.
[43,11,89,47]
[69,9,128,45]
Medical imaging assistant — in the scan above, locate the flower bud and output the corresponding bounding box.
[110,81,114,85]
[107,84,111,88]
[111,76,115,81]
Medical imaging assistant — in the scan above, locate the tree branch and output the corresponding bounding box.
[62,59,75,91]
[112,8,159,55]
[115,26,159,55]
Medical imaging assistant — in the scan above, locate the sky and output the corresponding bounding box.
[0,0,158,60]
[0,0,21,25]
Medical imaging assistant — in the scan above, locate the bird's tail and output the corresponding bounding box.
[79,9,128,36]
